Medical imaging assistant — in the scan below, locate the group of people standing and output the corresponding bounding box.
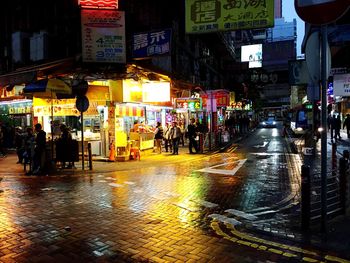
[153,118,201,155]
[328,113,350,141]
[224,115,251,137]
[14,123,46,175]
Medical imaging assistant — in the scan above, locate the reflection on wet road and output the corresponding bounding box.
[0,127,344,262]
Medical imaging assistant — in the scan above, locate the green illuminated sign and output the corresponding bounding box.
[185,0,275,34]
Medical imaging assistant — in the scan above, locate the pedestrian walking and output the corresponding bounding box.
[57,124,74,168]
[169,122,181,155]
[32,123,46,175]
[343,114,350,138]
[23,127,35,173]
[187,118,198,154]
[327,114,332,131]
[14,127,24,164]
[163,123,172,153]
[330,115,336,140]
[179,121,186,147]
[154,121,163,154]
[334,115,342,141]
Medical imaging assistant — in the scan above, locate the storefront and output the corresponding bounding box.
[173,97,203,129]
[0,85,32,127]
[202,89,230,132]
[108,103,153,161]
[107,76,172,161]
[0,99,32,128]
[31,82,110,156]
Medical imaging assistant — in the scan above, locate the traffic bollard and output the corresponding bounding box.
[301,164,311,231]
[88,143,93,171]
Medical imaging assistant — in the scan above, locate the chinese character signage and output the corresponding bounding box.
[132,29,171,59]
[201,90,229,107]
[185,0,274,33]
[334,74,350,97]
[0,101,32,115]
[79,0,118,9]
[175,98,202,110]
[81,9,126,63]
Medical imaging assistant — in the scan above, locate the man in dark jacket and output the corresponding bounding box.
[343,114,350,139]
[187,118,198,154]
[32,123,46,175]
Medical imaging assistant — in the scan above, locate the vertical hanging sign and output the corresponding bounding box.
[81,9,126,63]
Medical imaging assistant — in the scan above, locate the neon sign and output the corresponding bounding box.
[79,0,118,9]
[175,98,202,110]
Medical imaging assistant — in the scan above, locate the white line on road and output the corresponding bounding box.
[208,214,242,226]
[108,183,123,188]
[193,200,219,208]
[196,159,247,175]
[225,209,258,221]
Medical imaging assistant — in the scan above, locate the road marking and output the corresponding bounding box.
[208,214,242,226]
[252,210,277,216]
[108,183,123,188]
[210,220,350,263]
[254,141,269,148]
[194,200,218,208]
[105,177,116,180]
[225,209,258,221]
[197,159,247,175]
[163,191,180,197]
[173,202,200,212]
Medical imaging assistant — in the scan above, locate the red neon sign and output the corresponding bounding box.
[79,0,118,9]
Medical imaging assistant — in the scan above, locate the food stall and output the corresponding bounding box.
[108,103,153,161]
[33,97,104,156]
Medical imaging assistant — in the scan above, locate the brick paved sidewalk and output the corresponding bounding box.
[0,145,212,177]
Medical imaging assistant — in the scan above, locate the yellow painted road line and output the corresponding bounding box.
[210,221,300,260]
[211,220,350,263]
[227,223,318,257]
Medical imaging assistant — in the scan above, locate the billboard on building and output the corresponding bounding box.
[81,9,126,63]
[263,40,295,68]
[241,44,262,68]
[334,74,350,97]
[185,0,274,34]
[288,60,310,85]
[132,29,171,59]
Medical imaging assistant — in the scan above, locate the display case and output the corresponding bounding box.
[129,132,154,150]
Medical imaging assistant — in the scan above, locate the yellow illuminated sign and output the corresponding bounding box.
[185,0,274,33]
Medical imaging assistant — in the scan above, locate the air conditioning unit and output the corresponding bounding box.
[12,31,31,63]
[30,31,48,61]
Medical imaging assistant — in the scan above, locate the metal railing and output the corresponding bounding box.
[301,150,349,229]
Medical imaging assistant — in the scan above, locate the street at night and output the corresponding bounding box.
[0,125,349,262]
[1,0,350,262]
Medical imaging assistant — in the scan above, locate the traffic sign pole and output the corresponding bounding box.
[81,111,84,171]
[320,25,328,233]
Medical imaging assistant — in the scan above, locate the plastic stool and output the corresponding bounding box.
[130,147,140,160]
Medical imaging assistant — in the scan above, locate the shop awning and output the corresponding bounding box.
[23,78,72,98]
[0,71,37,87]
[115,104,144,117]
[0,57,77,87]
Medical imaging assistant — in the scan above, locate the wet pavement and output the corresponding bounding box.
[0,129,349,262]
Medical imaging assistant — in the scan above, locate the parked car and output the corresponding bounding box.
[260,117,277,128]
